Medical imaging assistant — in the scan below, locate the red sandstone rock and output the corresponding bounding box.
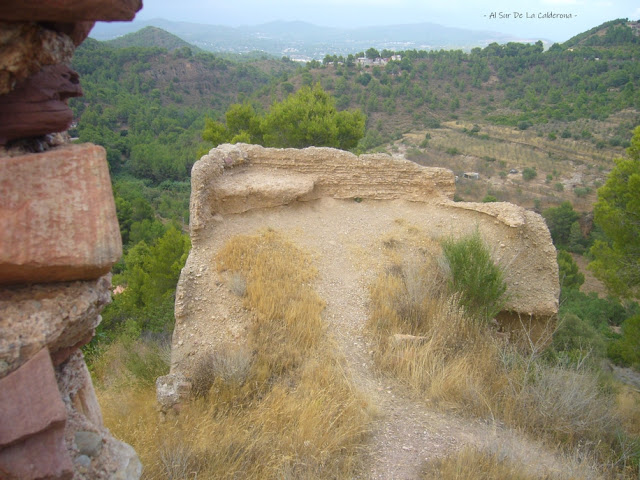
[0,64,82,145]
[0,0,142,22]
[0,348,66,448]
[0,423,72,480]
[0,144,122,285]
[43,21,96,46]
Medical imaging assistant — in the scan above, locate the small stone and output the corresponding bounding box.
[107,440,143,480]
[74,431,102,457]
[74,454,91,468]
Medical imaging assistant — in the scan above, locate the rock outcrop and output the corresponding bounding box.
[0,64,83,144]
[158,143,560,410]
[0,1,142,478]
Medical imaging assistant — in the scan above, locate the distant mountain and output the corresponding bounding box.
[91,19,538,60]
[105,26,201,51]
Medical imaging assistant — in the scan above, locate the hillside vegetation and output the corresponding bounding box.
[105,26,201,52]
[74,19,640,479]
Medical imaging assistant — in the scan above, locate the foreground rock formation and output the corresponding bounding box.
[157,143,560,409]
[0,1,142,478]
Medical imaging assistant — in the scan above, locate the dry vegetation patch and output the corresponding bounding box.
[367,232,640,478]
[97,230,374,479]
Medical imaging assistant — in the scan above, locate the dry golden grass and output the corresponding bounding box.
[97,229,373,479]
[368,247,640,479]
[421,447,568,480]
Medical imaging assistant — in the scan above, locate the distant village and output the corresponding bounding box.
[355,54,402,66]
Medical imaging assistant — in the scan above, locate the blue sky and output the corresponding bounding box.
[135,0,640,41]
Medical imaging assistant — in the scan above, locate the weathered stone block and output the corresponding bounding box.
[0,144,122,284]
[0,275,111,377]
[0,423,72,480]
[0,0,142,22]
[0,348,66,448]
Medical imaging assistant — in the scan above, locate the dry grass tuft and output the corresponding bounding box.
[97,229,373,479]
[421,447,585,480]
[190,345,252,398]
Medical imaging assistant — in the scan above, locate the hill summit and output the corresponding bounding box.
[105,26,199,51]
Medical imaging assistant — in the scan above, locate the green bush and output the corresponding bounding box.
[522,167,537,181]
[557,250,585,290]
[542,201,580,247]
[608,315,640,369]
[442,231,507,322]
[482,195,498,203]
[560,288,638,329]
[574,186,592,197]
[552,312,606,359]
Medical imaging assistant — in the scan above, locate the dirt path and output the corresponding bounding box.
[306,212,567,480]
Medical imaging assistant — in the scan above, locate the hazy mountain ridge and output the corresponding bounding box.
[91,18,538,60]
[105,26,202,52]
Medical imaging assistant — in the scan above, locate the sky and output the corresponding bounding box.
[134,0,640,41]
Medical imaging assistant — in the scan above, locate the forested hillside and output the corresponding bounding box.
[75,20,640,372]
[70,39,297,181]
[284,19,640,143]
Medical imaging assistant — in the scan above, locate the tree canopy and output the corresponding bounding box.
[590,125,640,297]
[202,84,366,151]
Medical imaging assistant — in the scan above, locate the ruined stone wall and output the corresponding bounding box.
[157,143,560,411]
[0,2,142,479]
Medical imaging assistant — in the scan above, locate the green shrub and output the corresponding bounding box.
[522,167,537,181]
[445,147,460,155]
[574,186,592,197]
[560,289,638,329]
[608,315,640,369]
[482,195,498,203]
[552,312,606,359]
[442,231,507,322]
[557,250,585,290]
[542,201,579,247]
[124,339,171,387]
